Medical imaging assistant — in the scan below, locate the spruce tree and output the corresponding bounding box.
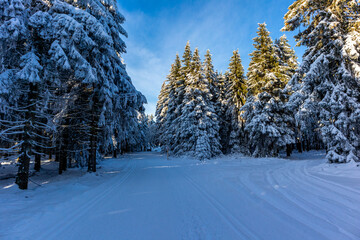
[145,114,157,149]
[37,0,145,168]
[242,77,295,157]
[203,50,220,113]
[247,23,279,96]
[0,0,54,189]
[174,48,221,159]
[163,54,182,153]
[0,0,146,189]
[274,35,298,83]
[156,55,181,148]
[222,50,247,153]
[169,43,192,153]
[274,35,299,155]
[283,0,360,162]
[155,81,169,145]
[242,23,295,157]
[217,72,231,153]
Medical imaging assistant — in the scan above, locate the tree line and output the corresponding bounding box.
[0,0,148,189]
[156,0,360,163]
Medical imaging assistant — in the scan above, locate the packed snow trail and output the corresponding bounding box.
[1,152,360,240]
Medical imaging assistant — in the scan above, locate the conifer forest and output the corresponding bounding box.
[156,9,360,163]
[0,1,359,240]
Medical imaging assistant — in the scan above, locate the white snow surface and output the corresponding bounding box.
[1,151,360,240]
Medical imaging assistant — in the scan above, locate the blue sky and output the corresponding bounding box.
[118,0,305,115]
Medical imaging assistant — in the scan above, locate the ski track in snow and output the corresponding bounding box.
[35,158,137,240]
[1,151,359,240]
[179,171,259,240]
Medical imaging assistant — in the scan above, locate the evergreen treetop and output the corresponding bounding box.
[227,50,247,108]
[181,41,193,82]
[274,35,298,84]
[247,23,279,96]
[203,50,215,80]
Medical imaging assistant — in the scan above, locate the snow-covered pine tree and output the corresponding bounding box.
[136,113,149,151]
[242,83,295,157]
[0,0,55,189]
[155,81,169,146]
[247,23,279,96]
[274,35,298,83]
[167,43,192,153]
[109,94,145,157]
[274,34,299,155]
[29,0,102,172]
[29,0,146,170]
[155,55,183,148]
[162,54,182,152]
[0,0,145,188]
[145,114,157,150]
[203,50,220,114]
[223,50,247,153]
[5,51,53,189]
[0,0,27,162]
[174,48,221,159]
[218,72,231,153]
[283,0,360,162]
[241,23,295,157]
[109,77,146,157]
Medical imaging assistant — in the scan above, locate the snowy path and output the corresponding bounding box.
[1,152,360,240]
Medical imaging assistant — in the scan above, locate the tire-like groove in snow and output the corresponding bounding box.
[265,165,360,239]
[14,158,137,240]
[264,169,359,240]
[300,163,360,195]
[232,172,331,240]
[179,170,260,240]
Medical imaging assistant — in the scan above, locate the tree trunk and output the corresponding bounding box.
[55,139,60,163]
[88,113,98,172]
[58,142,67,174]
[34,153,41,171]
[59,139,67,174]
[296,140,302,153]
[62,132,68,172]
[87,85,100,172]
[58,148,63,175]
[16,83,38,189]
[16,140,31,190]
[61,148,67,172]
[49,148,52,160]
[113,148,117,158]
[88,127,97,172]
[286,144,292,157]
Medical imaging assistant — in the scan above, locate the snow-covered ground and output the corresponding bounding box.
[1,151,360,240]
